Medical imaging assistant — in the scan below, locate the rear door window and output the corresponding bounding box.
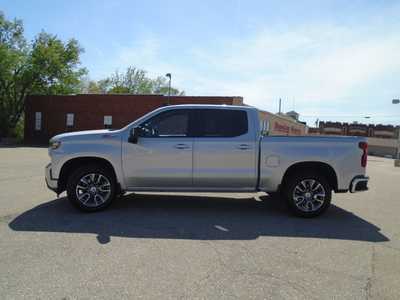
[195,109,248,137]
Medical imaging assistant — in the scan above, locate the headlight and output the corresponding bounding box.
[49,140,61,150]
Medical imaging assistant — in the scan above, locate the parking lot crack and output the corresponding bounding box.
[365,245,376,300]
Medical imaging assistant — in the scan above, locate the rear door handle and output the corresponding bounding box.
[174,143,191,149]
[237,144,251,150]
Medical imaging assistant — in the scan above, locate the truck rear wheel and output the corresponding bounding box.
[284,171,332,217]
[66,164,116,212]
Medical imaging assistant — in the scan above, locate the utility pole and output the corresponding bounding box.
[278,98,282,114]
[392,99,400,166]
[165,73,172,105]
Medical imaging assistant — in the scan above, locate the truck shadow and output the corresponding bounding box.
[9,193,389,244]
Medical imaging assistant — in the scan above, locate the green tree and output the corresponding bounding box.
[0,12,86,137]
[87,66,184,95]
[108,67,153,94]
[79,77,107,94]
[151,76,184,96]
[87,80,102,93]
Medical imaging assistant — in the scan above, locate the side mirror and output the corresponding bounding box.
[128,127,140,144]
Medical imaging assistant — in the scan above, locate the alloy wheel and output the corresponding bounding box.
[75,173,111,207]
[292,179,326,212]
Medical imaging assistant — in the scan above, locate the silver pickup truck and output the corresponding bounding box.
[45,105,369,217]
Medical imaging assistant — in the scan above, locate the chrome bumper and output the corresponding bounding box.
[350,176,369,193]
[45,163,58,193]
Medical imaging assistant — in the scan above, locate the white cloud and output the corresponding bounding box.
[116,37,161,69]
[98,22,400,123]
[187,25,400,107]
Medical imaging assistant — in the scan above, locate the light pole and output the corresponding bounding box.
[278,98,282,114]
[165,73,171,105]
[392,99,400,164]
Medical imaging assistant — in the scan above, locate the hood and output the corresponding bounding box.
[51,129,119,141]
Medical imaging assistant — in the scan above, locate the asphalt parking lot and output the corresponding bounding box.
[0,147,399,299]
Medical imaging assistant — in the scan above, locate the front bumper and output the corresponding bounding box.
[350,176,369,193]
[45,163,58,193]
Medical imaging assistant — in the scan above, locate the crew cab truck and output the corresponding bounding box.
[45,105,369,217]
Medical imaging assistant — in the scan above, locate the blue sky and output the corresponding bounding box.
[2,0,400,126]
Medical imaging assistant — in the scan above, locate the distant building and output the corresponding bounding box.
[24,94,243,144]
[308,121,400,157]
[258,110,307,136]
[311,121,399,138]
[24,94,307,144]
[285,110,300,121]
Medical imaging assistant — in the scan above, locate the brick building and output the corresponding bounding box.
[24,94,243,143]
[308,121,400,157]
[258,110,307,136]
[312,121,399,138]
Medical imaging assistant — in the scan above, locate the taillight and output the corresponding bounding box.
[359,141,368,167]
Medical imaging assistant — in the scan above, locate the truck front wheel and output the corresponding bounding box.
[284,172,332,217]
[66,164,116,212]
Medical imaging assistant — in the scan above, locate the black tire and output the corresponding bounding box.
[283,171,332,218]
[66,164,116,212]
[267,191,282,199]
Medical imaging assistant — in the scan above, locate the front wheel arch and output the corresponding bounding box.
[58,157,119,194]
[66,164,117,211]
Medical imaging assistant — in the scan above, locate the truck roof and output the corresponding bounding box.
[163,104,257,110]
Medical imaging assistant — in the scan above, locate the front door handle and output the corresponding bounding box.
[236,144,251,150]
[174,143,191,149]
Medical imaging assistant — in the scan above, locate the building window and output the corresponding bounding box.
[66,113,74,127]
[104,116,112,129]
[35,112,42,131]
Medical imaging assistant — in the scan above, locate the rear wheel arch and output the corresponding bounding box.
[58,157,119,194]
[281,161,338,192]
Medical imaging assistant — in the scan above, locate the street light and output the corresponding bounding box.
[165,73,171,105]
[392,99,400,164]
